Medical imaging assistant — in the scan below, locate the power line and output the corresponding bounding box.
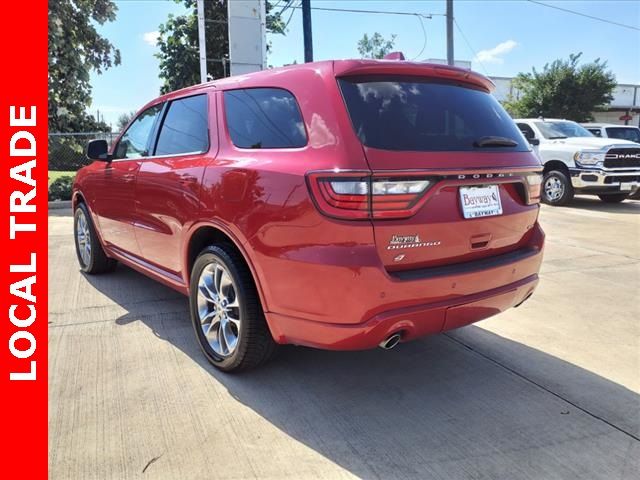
[290,5,443,19]
[291,3,436,62]
[453,19,490,76]
[410,14,428,61]
[282,1,299,30]
[526,0,640,31]
[278,0,297,16]
[288,4,435,61]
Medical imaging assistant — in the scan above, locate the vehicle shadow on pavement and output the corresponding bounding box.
[564,197,640,214]
[85,265,640,479]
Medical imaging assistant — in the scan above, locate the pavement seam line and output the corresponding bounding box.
[540,260,640,276]
[443,332,640,443]
[48,310,188,328]
[544,240,640,262]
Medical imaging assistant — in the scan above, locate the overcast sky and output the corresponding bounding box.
[90,0,640,128]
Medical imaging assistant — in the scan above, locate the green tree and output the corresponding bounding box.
[156,0,289,94]
[116,111,137,132]
[357,32,397,59]
[504,53,616,122]
[48,0,121,132]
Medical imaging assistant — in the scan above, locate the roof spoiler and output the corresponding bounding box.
[383,52,406,61]
[334,59,495,92]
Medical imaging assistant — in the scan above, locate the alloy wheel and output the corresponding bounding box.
[196,262,241,357]
[76,209,92,267]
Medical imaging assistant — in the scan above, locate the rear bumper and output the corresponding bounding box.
[265,224,544,350]
[570,167,640,194]
[266,274,538,350]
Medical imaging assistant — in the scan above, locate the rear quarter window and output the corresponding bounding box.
[223,88,307,149]
[338,76,529,152]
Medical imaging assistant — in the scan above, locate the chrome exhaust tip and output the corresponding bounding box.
[514,292,533,308]
[379,333,402,350]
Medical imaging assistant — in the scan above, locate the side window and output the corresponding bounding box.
[223,88,307,149]
[517,123,536,140]
[154,94,209,156]
[114,104,162,159]
[589,128,602,137]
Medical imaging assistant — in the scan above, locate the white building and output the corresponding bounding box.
[490,77,639,126]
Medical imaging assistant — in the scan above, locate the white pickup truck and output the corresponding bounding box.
[515,118,640,205]
[582,123,640,144]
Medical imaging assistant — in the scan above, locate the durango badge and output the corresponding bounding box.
[386,234,441,250]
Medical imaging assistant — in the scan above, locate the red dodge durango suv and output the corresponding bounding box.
[73,60,544,371]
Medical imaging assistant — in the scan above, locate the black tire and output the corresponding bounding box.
[598,193,628,203]
[189,245,277,372]
[542,170,574,206]
[74,203,117,274]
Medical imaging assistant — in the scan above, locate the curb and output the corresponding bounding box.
[48,200,72,210]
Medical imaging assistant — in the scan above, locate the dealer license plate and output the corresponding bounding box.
[459,185,503,219]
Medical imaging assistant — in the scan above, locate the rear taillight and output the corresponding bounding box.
[524,173,542,205]
[307,171,434,220]
[318,177,369,218]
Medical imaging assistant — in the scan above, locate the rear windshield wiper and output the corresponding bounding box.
[473,136,518,147]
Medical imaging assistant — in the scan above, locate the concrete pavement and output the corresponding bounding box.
[49,198,640,479]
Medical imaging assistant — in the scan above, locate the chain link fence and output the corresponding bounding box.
[48,132,119,172]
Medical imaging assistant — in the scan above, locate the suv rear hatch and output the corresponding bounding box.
[334,68,542,272]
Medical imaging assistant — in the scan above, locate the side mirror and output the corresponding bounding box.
[86,139,110,161]
[528,138,540,146]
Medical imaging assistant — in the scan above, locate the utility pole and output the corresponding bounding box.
[196,0,207,83]
[446,0,454,66]
[302,0,313,62]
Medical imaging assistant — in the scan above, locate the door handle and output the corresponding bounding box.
[179,177,197,186]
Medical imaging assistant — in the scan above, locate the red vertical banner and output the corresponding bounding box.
[0,0,48,477]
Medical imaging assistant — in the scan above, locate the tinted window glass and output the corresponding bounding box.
[114,104,162,159]
[535,121,593,139]
[224,88,306,148]
[517,123,536,140]
[155,94,209,156]
[606,127,640,143]
[338,77,529,152]
[588,128,602,137]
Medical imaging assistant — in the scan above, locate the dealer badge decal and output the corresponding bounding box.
[386,234,441,250]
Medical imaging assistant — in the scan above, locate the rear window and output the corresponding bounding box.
[338,76,529,152]
[606,127,640,143]
[155,94,209,156]
[223,88,307,149]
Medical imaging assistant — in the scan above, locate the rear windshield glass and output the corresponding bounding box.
[338,76,529,152]
[606,127,640,143]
